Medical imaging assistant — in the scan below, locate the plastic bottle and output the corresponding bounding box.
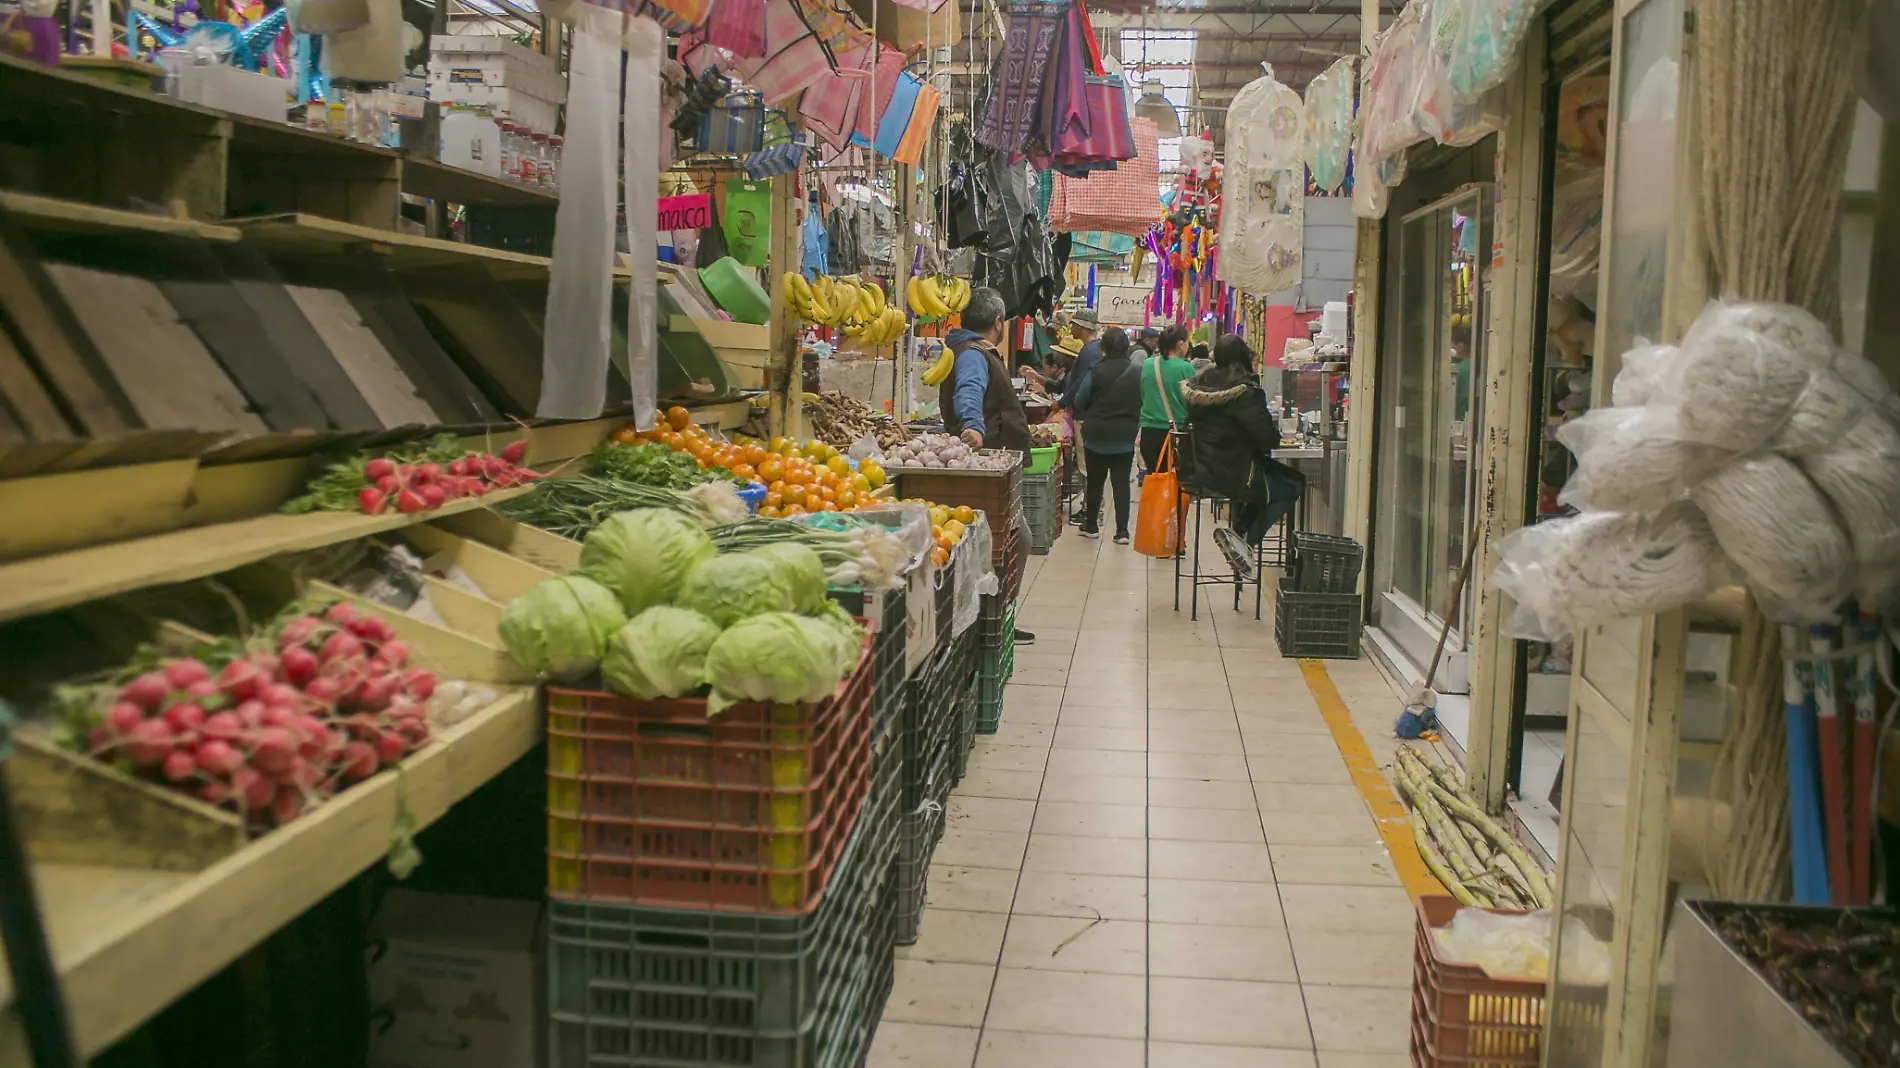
[532,132,552,187]
[548,136,562,194]
[497,121,517,181]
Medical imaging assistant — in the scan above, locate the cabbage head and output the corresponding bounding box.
[677,549,800,627]
[754,543,828,612]
[811,599,866,675]
[704,612,853,714]
[580,509,714,615]
[498,574,627,681]
[601,606,721,699]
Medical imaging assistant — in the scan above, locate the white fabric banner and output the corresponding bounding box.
[537,26,618,418]
[625,17,663,431]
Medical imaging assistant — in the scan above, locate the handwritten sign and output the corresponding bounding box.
[1095,285,1151,326]
[658,194,711,231]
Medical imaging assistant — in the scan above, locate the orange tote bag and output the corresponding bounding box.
[1133,433,1182,558]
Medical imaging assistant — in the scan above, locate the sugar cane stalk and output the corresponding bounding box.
[1397,751,1485,884]
[1426,779,1554,909]
[1414,818,1486,907]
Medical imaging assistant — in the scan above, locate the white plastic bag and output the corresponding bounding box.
[1360,1,1429,165]
[1555,407,1727,513]
[538,26,620,418]
[1303,56,1355,194]
[1691,454,1854,620]
[624,18,664,431]
[1444,0,1539,99]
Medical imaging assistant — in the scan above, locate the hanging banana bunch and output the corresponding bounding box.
[905,274,971,321]
[920,340,955,386]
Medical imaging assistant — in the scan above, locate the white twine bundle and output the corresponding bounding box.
[1557,408,1727,513]
[1673,324,1811,450]
[1609,341,1679,408]
[1690,454,1854,618]
[1800,416,1900,607]
[1491,503,1731,641]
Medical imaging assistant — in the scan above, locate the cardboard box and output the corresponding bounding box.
[426,82,560,136]
[173,64,290,123]
[429,35,565,104]
[368,891,544,1068]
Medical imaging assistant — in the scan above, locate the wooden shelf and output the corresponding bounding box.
[402,158,559,209]
[0,686,540,1061]
[0,190,241,242]
[0,487,529,624]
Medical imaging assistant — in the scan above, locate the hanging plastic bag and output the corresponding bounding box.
[722,178,772,267]
[625,17,663,431]
[1446,0,1539,100]
[1303,55,1355,194]
[1219,71,1303,295]
[1133,434,1182,558]
[537,24,619,418]
[1359,0,1428,164]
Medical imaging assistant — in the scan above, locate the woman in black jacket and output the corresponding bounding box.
[1180,334,1305,578]
[1073,327,1143,543]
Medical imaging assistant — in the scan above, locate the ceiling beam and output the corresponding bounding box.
[1086,3,1395,33]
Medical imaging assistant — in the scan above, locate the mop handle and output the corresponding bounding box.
[1781,624,1830,905]
[1810,623,1849,904]
[1850,613,1880,905]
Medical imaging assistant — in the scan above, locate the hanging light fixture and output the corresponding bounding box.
[1134,78,1183,138]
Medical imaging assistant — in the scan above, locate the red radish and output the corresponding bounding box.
[198,782,231,807]
[359,674,400,711]
[396,719,430,748]
[164,702,206,734]
[281,646,319,686]
[231,768,274,812]
[270,786,304,826]
[400,669,436,701]
[162,750,197,782]
[120,672,171,712]
[376,474,400,495]
[320,630,365,664]
[247,649,281,675]
[396,463,414,479]
[378,640,411,669]
[292,715,329,758]
[364,457,396,481]
[87,724,114,752]
[106,701,146,736]
[164,659,210,690]
[197,739,242,777]
[217,660,265,702]
[260,683,301,709]
[374,730,406,766]
[285,756,323,791]
[278,616,320,649]
[396,491,426,514]
[184,679,220,703]
[322,727,348,763]
[417,462,443,482]
[344,713,381,740]
[502,439,528,465]
[325,602,359,626]
[126,719,175,766]
[340,741,379,782]
[259,705,293,728]
[418,483,447,508]
[303,676,345,706]
[447,459,471,477]
[358,487,387,514]
[203,710,244,741]
[251,728,298,774]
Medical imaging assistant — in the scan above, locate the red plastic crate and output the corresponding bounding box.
[545,632,875,914]
[1410,895,1545,1067]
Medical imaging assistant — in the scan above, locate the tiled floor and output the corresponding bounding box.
[870,524,1424,1068]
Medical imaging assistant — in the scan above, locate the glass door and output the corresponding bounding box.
[1380,186,1490,647]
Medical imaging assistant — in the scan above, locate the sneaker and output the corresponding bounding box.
[1113,533,1130,545]
[1013,629,1036,645]
[1213,527,1257,582]
[1080,525,1101,539]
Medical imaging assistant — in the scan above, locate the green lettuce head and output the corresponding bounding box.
[703,611,855,715]
[601,605,721,699]
[754,543,828,613]
[580,509,715,615]
[498,574,627,681]
[677,549,798,627]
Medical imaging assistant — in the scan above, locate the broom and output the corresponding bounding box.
[1396,520,1483,740]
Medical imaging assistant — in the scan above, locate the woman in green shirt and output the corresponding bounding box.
[1139,324,1194,473]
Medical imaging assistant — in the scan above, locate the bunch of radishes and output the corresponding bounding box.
[86,602,440,828]
[355,439,543,516]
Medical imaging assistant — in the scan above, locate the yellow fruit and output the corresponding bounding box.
[921,344,955,385]
[942,518,966,541]
[952,505,976,524]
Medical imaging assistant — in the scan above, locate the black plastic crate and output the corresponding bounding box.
[1273,578,1362,659]
[976,603,1015,734]
[1291,532,1365,594]
[547,809,877,1068]
[900,642,956,813]
[892,803,943,945]
[943,625,980,783]
[931,550,956,653]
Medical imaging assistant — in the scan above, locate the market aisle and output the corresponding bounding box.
[869,527,1420,1067]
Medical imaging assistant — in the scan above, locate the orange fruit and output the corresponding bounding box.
[782,466,809,486]
[768,436,790,453]
[733,463,757,481]
[952,505,976,524]
[818,485,836,503]
[612,425,640,444]
[782,484,808,506]
[764,490,783,508]
[836,488,858,509]
[757,504,781,518]
[826,456,852,477]
[852,473,871,493]
[930,546,949,566]
[783,503,807,516]
[757,457,785,482]
[743,443,768,466]
[665,406,691,430]
[818,500,838,512]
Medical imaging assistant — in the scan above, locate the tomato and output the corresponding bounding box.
[763,490,783,508]
[817,500,838,512]
[665,406,691,430]
[818,485,836,503]
[743,443,768,466]
[782,484,808,506]
[612,425,641,445]
[782,466,809,486]
[757,457,785,482]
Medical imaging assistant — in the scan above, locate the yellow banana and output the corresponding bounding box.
[905,276,927,318]
[916,276,951,318]
[921,343,955,385]
[949,277,971,312]
[863,279,886,316]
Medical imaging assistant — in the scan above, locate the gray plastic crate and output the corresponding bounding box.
[1273,578,1362,659]
[1022,471,1057,555]
[1291,532,1364,594]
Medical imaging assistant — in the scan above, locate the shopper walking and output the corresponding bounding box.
[940,286,1037,642]
[1138,324,1193,474]
[1180,333,1303,580]
[1073,327,1142,543]
[1059,309,1103,523]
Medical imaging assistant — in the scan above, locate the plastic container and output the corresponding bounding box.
[1292,531,1365,594]
[1022,471,1057,555]
[544,634,875,913]
[975,598,1015,734]
[699,256,772,324]
[942,625,979,785]
[738,481,769,513]
[892,802,943,945]
[546,812,879,1068]
[899,638,955,812]
[1273,578,1362,659]
[930,549,957,652]
[1410,896,1545,1067]
[1024,445,1058,475]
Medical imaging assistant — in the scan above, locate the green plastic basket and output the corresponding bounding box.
[1024,445,1058,475]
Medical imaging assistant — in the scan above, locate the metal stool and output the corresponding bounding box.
[1168,429,1272,622]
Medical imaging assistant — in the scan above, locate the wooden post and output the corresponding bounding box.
[1342,0,1383,586]
[765,174,803,440]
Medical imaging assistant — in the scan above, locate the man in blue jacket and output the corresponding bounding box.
[937,286,1035,644]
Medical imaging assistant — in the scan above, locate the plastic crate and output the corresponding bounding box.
[827,588,906,747]
[975,603,1015,734]
[900,645,955,812]
[1273,579,1362,660]
[892,802,943,945]
[1409,896,1544,1067]
[943,626,979,784]
[930,551,956,653]
[545,635,876,913]
[892,460,1021,531]
[1022,471,1057,555]
[546,813,879,1068]
[1293,532,1365,594]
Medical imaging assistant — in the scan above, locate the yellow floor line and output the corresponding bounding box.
[1299,659,1445,899]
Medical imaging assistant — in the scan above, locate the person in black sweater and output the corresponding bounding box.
[1073,327,1144,543]
[1179,334,1304,579]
